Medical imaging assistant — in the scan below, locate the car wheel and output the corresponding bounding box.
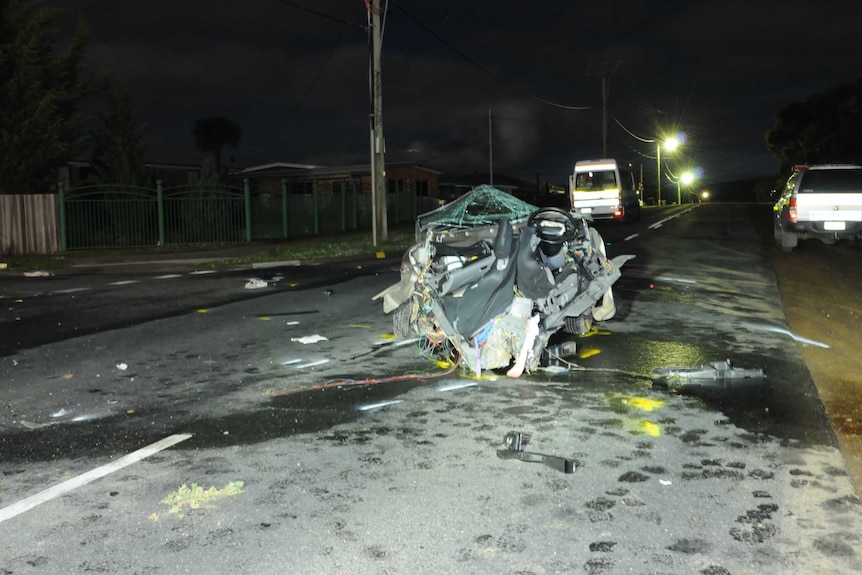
[392,299,413,339]
[780,228,798,252]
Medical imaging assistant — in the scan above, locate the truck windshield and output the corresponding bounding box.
[575,171,618,191]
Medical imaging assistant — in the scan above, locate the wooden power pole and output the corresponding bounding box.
[368,0,387,245]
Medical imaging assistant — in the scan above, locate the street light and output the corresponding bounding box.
[656,135,681,205]
[678,170,694,205]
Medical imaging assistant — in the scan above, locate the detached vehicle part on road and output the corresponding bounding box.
[773,164,862,251]
[374,185,633,377]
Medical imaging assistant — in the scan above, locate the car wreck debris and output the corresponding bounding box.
[496,431,579,474]
[374,185,633,377]
[653,359,765,380]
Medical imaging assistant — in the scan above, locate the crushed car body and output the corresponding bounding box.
[374,185,633,377]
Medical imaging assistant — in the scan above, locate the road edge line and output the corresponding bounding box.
[0,433,192,524]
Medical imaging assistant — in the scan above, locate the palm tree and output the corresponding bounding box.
[192,116,242,174]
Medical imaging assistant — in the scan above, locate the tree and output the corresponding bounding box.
[766,77,862,172]
[89,79,147,186]
[0,0,96,194]
[192,116,242,174]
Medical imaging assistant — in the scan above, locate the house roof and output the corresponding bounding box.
[236,162,444,179]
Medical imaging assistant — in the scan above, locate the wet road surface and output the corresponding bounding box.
[1,203,861,574]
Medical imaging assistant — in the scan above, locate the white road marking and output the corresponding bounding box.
[0,433,192,524]
[742,322,831,349]
[437,381,477,392]
[654,276,697,284]
[295,359,330,369]
[357,400,403,411]
[52,287,91,294]
[624,233,639,241]
[189,270,218,275]
[107,280,140,286]
[154,274,183,279]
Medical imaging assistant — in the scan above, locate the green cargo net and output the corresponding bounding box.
[417,185,538,230]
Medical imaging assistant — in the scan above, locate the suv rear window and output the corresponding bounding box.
[799,169,862,193]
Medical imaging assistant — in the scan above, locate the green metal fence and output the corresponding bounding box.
[58,178,418,250]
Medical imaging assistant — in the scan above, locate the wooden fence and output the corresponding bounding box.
[0,194,60,255]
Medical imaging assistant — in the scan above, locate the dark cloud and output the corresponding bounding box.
[50,0,862,185]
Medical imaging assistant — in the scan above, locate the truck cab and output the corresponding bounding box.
[569,159,641,222]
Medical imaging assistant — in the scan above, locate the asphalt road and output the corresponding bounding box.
[1,203,861,574]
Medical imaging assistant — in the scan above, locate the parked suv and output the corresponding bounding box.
[773,164,862,251]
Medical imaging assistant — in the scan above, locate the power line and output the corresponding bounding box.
[272,0,366,30]
[393,3,591,112]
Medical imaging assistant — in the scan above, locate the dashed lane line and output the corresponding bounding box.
[52,287,91,294]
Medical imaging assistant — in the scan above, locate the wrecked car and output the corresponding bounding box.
[374,185,633,377]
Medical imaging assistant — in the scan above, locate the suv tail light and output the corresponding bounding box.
[789,197,797,221]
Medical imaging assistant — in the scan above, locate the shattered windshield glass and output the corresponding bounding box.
[417,185,538,231]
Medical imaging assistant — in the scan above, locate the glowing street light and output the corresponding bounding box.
[678,170,694,205]
[656,134,683,205]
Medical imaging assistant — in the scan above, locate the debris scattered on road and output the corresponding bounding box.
[496,431,580,474]
[244,278,270,289]
[116,362,128,370]
[23,271,52,277]
[20,420,58,429]
[291,334,328,344]
[654,359,765,380]
[323,289,333,296]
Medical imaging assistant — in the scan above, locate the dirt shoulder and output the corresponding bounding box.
[767,231,862,496]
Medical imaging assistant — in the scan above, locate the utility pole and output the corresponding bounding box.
[488,109,493,186]
[601,73,608,158]
[368,0,387,245]
[587,62,618,159]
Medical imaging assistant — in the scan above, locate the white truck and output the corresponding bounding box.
[569,159,641,222]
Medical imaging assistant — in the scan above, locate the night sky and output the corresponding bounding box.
[50,0,862,186]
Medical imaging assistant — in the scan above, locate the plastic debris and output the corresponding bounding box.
[116,362,129,370]
[291,335,328,344]
[23,271,52,277]
[653,359,764,380]
[244,278,269,289]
